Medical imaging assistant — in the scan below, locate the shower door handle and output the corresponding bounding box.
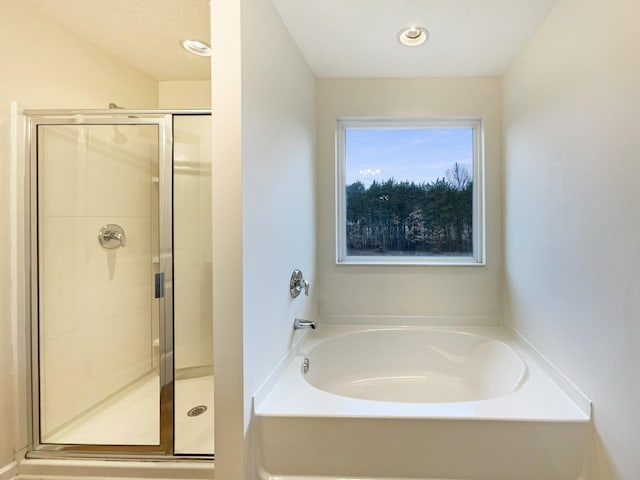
[155,272,165,298]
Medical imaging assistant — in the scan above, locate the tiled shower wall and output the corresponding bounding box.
[173,115,213,371]
[38,125,156,436]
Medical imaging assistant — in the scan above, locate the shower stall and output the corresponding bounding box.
[25,110,213,458]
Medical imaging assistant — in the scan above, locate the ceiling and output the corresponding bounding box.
[272,0,559,77]
[24,0,211,81]
[23,0,558,80]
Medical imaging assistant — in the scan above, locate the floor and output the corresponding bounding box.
[44,374,214,455]
[174,375,215,454]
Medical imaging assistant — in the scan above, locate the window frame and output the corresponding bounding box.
[335,117,485,266]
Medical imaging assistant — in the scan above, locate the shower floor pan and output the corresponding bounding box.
[254,326,591,480]
[44,374,214,455]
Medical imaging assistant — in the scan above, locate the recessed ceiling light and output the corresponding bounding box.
[182,39,212,57]
[398,26,429,47]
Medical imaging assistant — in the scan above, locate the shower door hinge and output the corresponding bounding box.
[155,272,165,298]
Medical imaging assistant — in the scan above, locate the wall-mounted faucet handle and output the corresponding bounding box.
[290,269,310,298]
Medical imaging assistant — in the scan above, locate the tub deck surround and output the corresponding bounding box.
[254,325,591,480]
[256,325,589,421]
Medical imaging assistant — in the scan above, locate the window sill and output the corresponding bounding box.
[337,256,486,266]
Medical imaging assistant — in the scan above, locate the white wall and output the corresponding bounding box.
[211,0,316,477]
[0,0,157,467]
[158,81,211,109]
[210,0,245,475]
[240,0,316,434]
[503,0,640,478]
[210,0,244,475]
[317,78,503,323]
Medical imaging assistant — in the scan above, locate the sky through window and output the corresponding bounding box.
[345,127,473,187]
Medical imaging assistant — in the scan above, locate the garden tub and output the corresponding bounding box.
[303,328,526,403]
[254,325,590,480]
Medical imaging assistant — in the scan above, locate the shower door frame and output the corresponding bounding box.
[24,109,208,459]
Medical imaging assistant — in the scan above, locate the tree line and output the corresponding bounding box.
[346,163,473,255]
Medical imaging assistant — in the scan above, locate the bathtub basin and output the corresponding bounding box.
[304,329,526,403]
[254,325,591,480]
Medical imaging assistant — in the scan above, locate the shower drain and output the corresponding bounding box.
[187,405,208,417]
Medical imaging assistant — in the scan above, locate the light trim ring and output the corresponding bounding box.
[398,26,429,47]
[182,39,212,57]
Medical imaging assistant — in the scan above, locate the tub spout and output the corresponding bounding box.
[294,318,317,330]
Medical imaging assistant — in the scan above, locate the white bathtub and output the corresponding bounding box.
[304,329,526,403]
[255,325,591,480]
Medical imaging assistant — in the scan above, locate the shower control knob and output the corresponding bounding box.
[98,224,126,249]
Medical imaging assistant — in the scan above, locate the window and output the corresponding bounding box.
[336,117,484,265]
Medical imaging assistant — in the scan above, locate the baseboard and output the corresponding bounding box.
[0,461,18,480]
[16,459,213,480]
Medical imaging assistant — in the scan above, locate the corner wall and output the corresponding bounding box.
[210,0,316,477]
[0,1,157,467]
[317,78,503,324]
[240,0,316,432]
[502,0,640,477]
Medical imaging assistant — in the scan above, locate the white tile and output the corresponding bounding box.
[41,325,89,434]
[87,216,152,320]
[89,307,153,396]
[40,217,89,341]
[173,116,212,370]
[86,125,154,218]
[42,306,153,436]
[38,125,88,217]
[45,374,160,445]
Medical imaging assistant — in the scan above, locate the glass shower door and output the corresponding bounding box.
[34,120,170,450]
[172,114,214,455]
